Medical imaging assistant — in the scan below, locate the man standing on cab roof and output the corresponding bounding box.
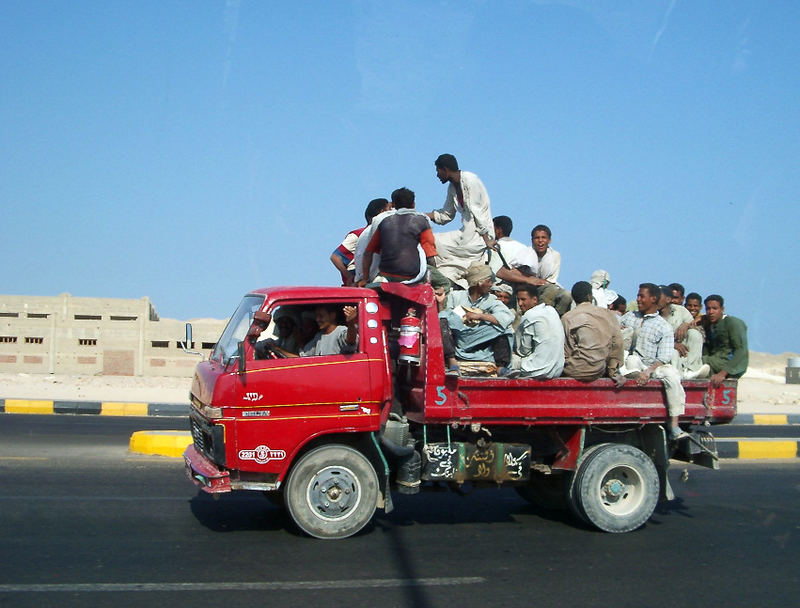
[426,154,495,289]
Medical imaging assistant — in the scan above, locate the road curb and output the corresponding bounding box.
[129,431,192,458]
[716,438,799,459]
[0,398,188,417]
[731,414,800,425]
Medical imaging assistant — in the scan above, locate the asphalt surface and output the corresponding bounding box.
[0,415,798,608]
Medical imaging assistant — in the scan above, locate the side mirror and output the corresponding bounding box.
[237,340,246,374]
[182,323,202,357]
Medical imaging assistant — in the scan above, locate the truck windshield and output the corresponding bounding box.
[210,294,265,364]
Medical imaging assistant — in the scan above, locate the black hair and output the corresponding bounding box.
[391,187,415,209]
[685,292,702,303]
[531,224,552,239]
[571,281,593,304]
[434,153,459,172]
[704,294,724,307]
[493,215,513,237]
[365,198,389,224]
[639,283,661,299]
[668,282,685,297]
[611,295,627,311]
[516,284,540,299]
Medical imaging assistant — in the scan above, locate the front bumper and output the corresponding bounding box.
[184,444,231,493]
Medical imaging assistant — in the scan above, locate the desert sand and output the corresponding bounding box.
[1,352,799,414]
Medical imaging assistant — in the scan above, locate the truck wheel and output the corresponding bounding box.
[284,444,378,540]
[572,443,659,533]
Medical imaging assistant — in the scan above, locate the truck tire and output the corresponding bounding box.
[571,443,659,533]
[284,444,378,540]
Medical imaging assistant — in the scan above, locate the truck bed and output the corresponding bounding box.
[407,375,737,427]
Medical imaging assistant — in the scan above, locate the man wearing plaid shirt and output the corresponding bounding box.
[616,283,688,441]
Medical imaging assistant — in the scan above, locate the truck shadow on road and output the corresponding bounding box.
[189,491,289,533]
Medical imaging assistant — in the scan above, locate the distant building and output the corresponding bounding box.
[0,294,227,377]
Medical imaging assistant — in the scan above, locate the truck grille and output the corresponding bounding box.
[189,402,226,466]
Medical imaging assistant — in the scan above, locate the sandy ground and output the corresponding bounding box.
[1,351,799,414]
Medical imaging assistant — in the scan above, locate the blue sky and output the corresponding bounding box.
[2,1,798,354]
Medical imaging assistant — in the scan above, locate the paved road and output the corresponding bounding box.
[1,415,798,608]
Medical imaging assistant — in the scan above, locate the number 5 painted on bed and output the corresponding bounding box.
[435,386,448,405]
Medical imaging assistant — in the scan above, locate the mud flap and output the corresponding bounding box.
[369,433,394,514]
[671,428,720,470]
[640,425,674,502]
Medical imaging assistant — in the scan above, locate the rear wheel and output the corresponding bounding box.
[571,443,659,533]
[284,444,378,539]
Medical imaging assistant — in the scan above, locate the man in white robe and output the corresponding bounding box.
[426,154,495,289]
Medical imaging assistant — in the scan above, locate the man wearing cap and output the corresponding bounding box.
[439,262,514,367]
[561,281,623,381]
[496,224,573,316]
[589,269,617,310]
[426,154,495,288]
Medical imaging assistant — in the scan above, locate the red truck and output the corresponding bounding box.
[183,283,736,539]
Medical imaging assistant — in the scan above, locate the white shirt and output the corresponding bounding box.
[508,246,562,285]
[488,236,527,275]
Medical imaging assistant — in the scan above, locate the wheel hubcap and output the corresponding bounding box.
[306,466,361,521]
[598,465,643,515]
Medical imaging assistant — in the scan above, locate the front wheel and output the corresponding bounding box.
[284,444,378,539]
[571,443,659,533]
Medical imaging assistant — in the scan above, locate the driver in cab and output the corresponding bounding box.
[251,305,358,359]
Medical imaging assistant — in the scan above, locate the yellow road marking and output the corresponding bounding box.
[101,402,148,416]
[738,441,797,459]
[752,414,789,425]
[3,400,54,415]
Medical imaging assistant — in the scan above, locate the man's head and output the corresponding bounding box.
[530,224,552,256]
[571,281,593,305]
[704,294,725,324]
[391,187,415,209]
[685,292,702,318]
[636,283,660,315]
[658,285,673,312]
[491,281,513,306]
[435,153,459,183]
[668,282,685,305]
[516,285,539,313]
[365,198,391,224]
[493,215,513,240]
[465,262,493,295]
[610,295,627,315]
[314,304,340,333]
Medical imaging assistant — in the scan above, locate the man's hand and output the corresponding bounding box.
[710,370,727,387]
[343,305,358,325]
[635,370,651,386]
[246,321,267,341]
[356,279,368,288]
[675,323,690,342]
[483,235,497,250]
[463,310,484,325]
[612,373,627,388]
[674,343,689,357]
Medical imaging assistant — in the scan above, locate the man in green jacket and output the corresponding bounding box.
[701,294,748,387]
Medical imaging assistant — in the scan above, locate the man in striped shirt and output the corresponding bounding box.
[617,283,687,441]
